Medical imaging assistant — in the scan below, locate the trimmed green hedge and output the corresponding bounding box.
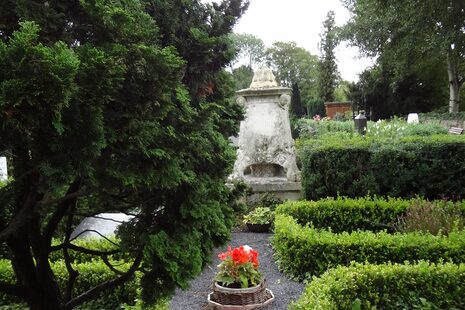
[290,261,465,310]
[273,215,465,279]
[275,197,465,233]
[0,259,138,309]
[300,134,465,200]
[275,197,410,233]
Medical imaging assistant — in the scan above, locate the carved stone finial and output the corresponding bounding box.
[249,67,278,89]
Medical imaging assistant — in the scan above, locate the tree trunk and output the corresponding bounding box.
[447,48,461,113]
[8,236,64,310]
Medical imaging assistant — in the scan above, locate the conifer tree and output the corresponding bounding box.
[318,10,339,102]
[0,0,248,308]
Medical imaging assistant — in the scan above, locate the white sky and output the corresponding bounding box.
[208,0,376,81]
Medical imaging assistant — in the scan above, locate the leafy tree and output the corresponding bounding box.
[334,80,350,102]
[0,0,248,309]
[342,0,465,112]
[318,10,339,102]
[265,41,319,105]
[348,62,447,120]
[229,32,265,68]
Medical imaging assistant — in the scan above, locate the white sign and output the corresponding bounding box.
[0,157,7,181]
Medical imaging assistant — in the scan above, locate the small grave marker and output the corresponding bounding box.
[0,157,7,181]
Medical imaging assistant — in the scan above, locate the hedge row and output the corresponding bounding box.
[272,215,465,279]
[276,197,408,233]
[290,261,465,310]
[0,259,138,309]
[275,197,465,233]
[299,134,465,200]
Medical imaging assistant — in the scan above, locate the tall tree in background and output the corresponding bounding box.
[317,10,339,102]
[342,0,465,112]
[0,0,248,309]
[229,32,265,68]
[291,83,305,117]
[265,41,319,105]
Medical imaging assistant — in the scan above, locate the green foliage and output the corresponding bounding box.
[231,65,254,90]
[0,0,248,308]
[265,41,319,104]
[49,237,127,263]
[290,261,465,310]
[347,63,448,120]
[0,259,138,309]
[291,83,305,117]
[306,98,326,118]
[214,246,261,288]
[395,200,465,235]
[229,33,265,68]
[317,10,339,102]
[275,197,412,233]
[299,133,465,200]
[421,112,465,121]
[273,215,465,280]
[295,119,353,139]
[341,0,464,113]
[243,207,274,225]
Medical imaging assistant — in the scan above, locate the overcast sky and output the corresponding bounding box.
[209,0,376,81]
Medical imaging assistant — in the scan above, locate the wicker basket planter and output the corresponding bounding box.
[207,280,274,310]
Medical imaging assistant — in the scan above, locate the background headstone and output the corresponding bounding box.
[0,157,7,181]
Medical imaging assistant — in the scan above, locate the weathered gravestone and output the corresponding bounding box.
[230,67,301,200]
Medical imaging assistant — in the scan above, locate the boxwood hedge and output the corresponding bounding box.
[290,261,465,310]
[273,215,465,279]
[300,134,465,200]
[275,197,465,233]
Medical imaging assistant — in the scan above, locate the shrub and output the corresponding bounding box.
[0,259,138,309]
[395,200,465,235]
[299,134,465,200]
[272,215,465,279]
[290,261,465,310]
[276,197,465,233]
[275,197,411,233]
[243,207,274,225]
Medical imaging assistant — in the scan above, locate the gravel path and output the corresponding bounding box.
[169,232,305,309]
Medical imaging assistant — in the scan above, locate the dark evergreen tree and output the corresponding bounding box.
[0,0,248,309]
[231,65,254,90]
[291,83,305,117]
[318,10,339,102]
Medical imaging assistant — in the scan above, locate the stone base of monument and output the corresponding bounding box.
[244,177,301,202]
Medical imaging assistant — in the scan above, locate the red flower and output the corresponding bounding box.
[232,246,249,264]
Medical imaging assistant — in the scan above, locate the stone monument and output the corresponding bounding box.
[230,67,301,200]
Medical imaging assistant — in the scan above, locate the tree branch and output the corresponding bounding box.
[101,256,125,275]
[42,179,81,245]
[65,250,143,309]
[69,230,120,246]
[63,209,78,302]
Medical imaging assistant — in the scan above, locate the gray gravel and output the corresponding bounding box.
[169,232,305,310]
